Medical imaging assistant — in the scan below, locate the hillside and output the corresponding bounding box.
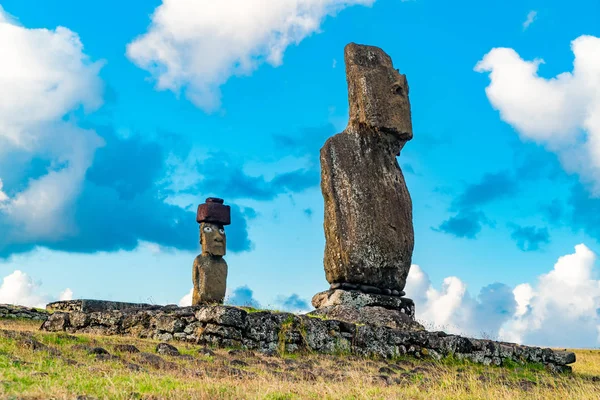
[1,318,600,400]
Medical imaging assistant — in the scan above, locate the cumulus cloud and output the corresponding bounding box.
[454,172,518,209]
[406,265,516,337]
[434,210,489,239]
[226,285,261,308]
[0,270,69,308]
[435,172,516,240]
[276,294,311,313]
[0,7,103,146]
[476,35,600,193]
[59,288,73,301]
[179,288,193,307]
[522,10,537,30]
[509,224,550,252]
[502,244,600,347]
[0,7,104,248]
[407,244,600,347]
[185,153,319,202]
[0,179,7,202]
[126,0,374,111]
[0,9,254,258]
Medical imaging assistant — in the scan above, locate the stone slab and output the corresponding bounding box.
[309,305,424,332]
[312,289,415,318]
[46,299,156,313]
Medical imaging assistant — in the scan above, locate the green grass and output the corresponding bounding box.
[1,318,600,399]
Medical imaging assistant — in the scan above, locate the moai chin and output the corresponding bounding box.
[192,198,230,305]
[320,43,415,296]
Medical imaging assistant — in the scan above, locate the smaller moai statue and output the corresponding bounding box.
[192,198,231,305]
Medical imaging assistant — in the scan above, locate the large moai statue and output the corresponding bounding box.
[311,43,422,331]
[192,198,230,305]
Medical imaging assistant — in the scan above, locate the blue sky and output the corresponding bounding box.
[1,0,600,347]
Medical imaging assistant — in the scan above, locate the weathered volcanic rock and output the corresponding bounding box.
[321,43,414,292]
[0,304,49,320]
[309,305,424,332]
[46,300,156,313]
[39,304,576,371]
[312,290,415,316]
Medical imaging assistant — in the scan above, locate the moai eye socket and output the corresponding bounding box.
[203,226,213,233]
[392,84,404,96]
[218,228,225,234]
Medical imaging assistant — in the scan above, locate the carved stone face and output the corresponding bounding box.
[345,43,413,143]
[200,222,226,256]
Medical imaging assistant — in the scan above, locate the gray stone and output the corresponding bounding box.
[156,342,180,356]
[321,43,414,293]
[41,312,70,332]
[46,300,154,313]
[552,350,576,365]
[311,289,416,318]
[114,344,140,354]
[310,305,424,332]
[195,306,246,328]
[0,304,49,321]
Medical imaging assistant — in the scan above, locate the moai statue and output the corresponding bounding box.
[192,198,230,305]
[311,43,423,331]
[321,42,414,295]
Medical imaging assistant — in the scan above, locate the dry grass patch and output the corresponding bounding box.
[1,319,599,399]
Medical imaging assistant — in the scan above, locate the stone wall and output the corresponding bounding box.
[0,304,49,321]
[47,300,155,313]
[41,305,576,372]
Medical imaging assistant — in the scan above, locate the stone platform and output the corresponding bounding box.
[311,290,424,332]
[40,304,576,372]
[0,304,49,321]
[47,300,156,313]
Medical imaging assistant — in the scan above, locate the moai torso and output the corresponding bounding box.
[321,43,414,293]
[192,254,228,305]
[192,198,231,305]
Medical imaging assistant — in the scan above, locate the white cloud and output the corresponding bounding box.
[0,270,46,308]
[475,35,600,193]
[407,244,600,347]
[406,265,515,337]
[0,179,7,203]
[126,0,375,111]
[501,244,600,347]
[59,288,73,301]
[522,10,537,30]
[0,7,103,147]
[0,7,105,244]
[179,287,192,307]
[0,270,70,308]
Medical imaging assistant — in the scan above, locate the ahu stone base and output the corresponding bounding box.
[40,304,575,372]
[47,299,155,313]
[311,290,425,332]
[0,304,49,321]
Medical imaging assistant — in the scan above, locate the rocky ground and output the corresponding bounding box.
[2,318,600,399]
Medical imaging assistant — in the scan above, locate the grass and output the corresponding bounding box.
[1,318,600,399]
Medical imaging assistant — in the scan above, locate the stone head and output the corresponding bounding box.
[345,43,413,142]
[200,222,226,256]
